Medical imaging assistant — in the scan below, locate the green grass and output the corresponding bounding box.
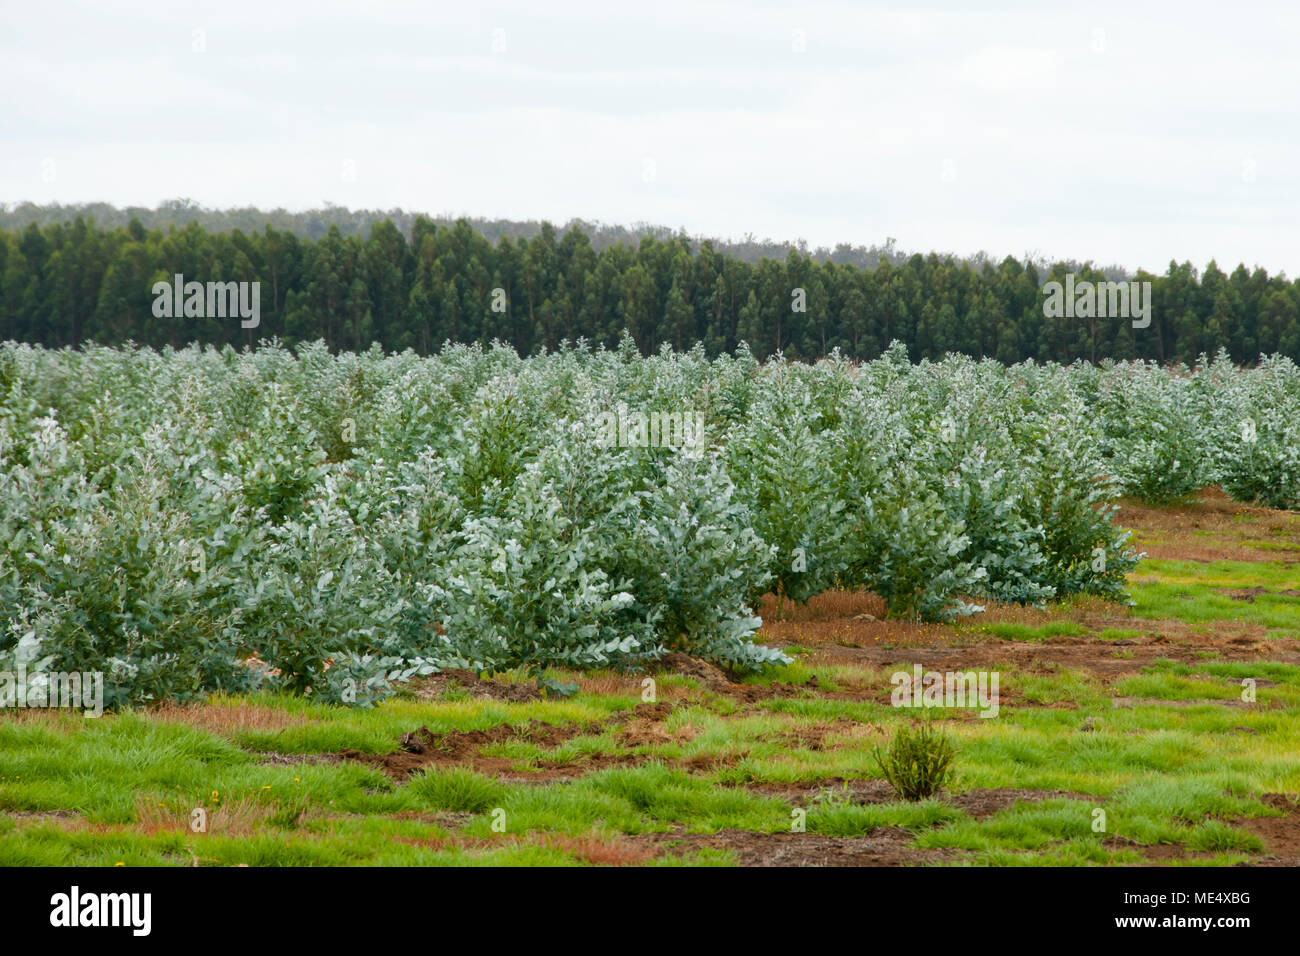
[961,621,1088,643]
[1098,628,1144,641]
[454,764,793,838]
[3,677,1294,865]
[410,768,508,813]
[1128,559,1300,631]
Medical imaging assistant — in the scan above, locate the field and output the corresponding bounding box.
[2,342,1299,866]
[0,489,1297,867]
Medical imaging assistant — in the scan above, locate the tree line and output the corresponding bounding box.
[2,209,1297,365]
[0,200,953,271]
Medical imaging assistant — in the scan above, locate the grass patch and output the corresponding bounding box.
[410,768,508,813]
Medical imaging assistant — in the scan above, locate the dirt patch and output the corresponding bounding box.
[628,701,673,721]
[943,786,1094,819]
[1102,836,1221,865]
[339,720,590,779]
[618,702,698,748]
[722,679,821,703]
[391,809,476,828]
[654,652,732,687]
[653,651,820,702]
[253,751,346,767]
[528,752,649,778]
[1216,587,1300,602]
[775,721,859,752]
[337,701,695,781]
[743,778,1093,820]
[1234,793,1300,866]
[636,825,967,866]
[1,810,78,824]
[1100,793,1300,865]
[1115,487,1300,563]
[391,828,659,865]
[531,748,748,779]
[798,629,1300,682]
[574,673,697,701]
[757,590,889,623]
[410,669,542,703]
[1110,696,1272,710]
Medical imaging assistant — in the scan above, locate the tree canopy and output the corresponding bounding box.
[2,206,1295,365]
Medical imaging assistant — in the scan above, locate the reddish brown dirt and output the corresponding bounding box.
[389,829,660,865]
[1115,487,1300,563]
[635,825,967,866]
[774,721,859,752]
[0,810,77,823]
[1217,587,1300,601]
[404,655,826,709]
[649,652,818,700]
[792,631,1300,681]
[319,616,1294,784]
[617,702,698,747]
[1235,793,1300,866]
[653,652,733,686]
[1110,696,1279,711]
[1102,837,1220,864]
[409,669,542,703]
[1099,793,1300,866]
[335,700,693,780]
[528,753,647,777]
[391,809,476,828]
[753,487,1300,670]
[339,720,592,779]
[742,778,1094,820]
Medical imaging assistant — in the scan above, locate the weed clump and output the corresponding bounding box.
[872,718,956,801]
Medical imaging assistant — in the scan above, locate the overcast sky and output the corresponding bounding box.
[3,1,1297,275]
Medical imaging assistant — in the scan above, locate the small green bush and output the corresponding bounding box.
[872,718,956,801]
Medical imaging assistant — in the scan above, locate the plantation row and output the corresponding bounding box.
[2,339,1297,708]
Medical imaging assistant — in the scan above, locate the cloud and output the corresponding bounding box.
[1,0,1296,274]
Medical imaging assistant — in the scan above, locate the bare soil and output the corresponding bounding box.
[634,826,968,866]
[1237,793,1300,866]
[409,669,542,703]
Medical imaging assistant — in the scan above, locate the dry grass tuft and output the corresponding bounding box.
[540,831,659,865]
[134,794,286,836]
[147,698,309,735]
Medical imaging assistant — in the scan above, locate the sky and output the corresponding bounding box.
[3,0,1298,275]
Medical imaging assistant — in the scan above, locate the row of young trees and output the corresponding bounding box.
[3,212,1298,364]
